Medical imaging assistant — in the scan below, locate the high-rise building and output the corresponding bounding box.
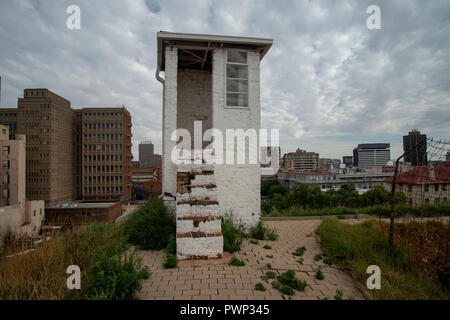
[353,143,390,168]
[139,141,155,168]
[18,89,75,205]
[0,89,133,205]
[283,149,319,171]
[75,107,133,203]
[403,130,427,166]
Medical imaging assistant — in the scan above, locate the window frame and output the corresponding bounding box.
[225,49,249,109]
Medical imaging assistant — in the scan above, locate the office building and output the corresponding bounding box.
[403,130,427,166]
[353,143,390,168]
[283,149,320,171]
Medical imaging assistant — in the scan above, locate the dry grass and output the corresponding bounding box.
[0,237,80,300]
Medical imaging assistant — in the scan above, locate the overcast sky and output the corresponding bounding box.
[0,0,449,161]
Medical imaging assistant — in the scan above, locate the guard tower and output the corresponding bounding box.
[156,31,272,260]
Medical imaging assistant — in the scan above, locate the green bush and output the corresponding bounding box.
[85,253,149,300]
[163,253,178,269]
[124,198,175,250]
[221,213,244,253]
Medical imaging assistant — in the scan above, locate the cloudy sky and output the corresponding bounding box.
[0,0,449,161]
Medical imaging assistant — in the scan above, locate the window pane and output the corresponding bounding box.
[227,51,247,63]
[227,64,248,79]
[227,79,248,93]
[227,93,248,107]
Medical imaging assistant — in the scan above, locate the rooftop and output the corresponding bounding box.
[157,31,273,71]
[46,202,120,209]
[385,164,450,184]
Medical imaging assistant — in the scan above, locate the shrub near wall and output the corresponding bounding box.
[124,197,175,250]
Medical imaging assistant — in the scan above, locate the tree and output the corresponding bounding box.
[292,183,311,208]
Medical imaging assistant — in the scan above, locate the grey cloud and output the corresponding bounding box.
[0,0,448,159]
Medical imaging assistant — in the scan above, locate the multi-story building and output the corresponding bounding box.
[319,158,341,172]
[76,107,132,203]
[0,89,133,205]
[403,130,427,167]
[16,89,75,205]
[278,169,394,193]
[283,149,319,171]
[353,143,390,168]
[342,156,353,167]
[139,141,154,168]
[0,126,44,245]
[384,164,449,206]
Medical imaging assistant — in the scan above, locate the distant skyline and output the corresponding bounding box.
[0,0,449,161]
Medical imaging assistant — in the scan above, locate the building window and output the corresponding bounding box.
[226,50,248,107]
[434,184,439,192]
[424,184,429,192]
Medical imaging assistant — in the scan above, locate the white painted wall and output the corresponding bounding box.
[212,48,261,228]
[162,46,178,198]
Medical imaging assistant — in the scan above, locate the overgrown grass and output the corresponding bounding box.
[0,223,149,300]
[264,203,450,218]
[316,218,449,300]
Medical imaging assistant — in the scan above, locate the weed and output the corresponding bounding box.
[265,271,276,279]
[292,246,306,257]
[249,239,259,245]
[254,283,266,291]
[323,258,333,265]
[221,212,244,253]
[229,256,245,266]
[334,289,343,300]
[266,255,274,258]
[163,253,178,269]
[263,244,272,249]
[314,254,323,261]
[277,270,307,291]
[315,268,325,280]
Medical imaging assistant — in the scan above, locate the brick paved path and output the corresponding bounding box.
[136,219,365,300]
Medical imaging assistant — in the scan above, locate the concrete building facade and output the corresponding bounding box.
[283,149,320,172]
[156,32,272,260]
[0,89,133,205]
[76,107,133,203]
[353,143,390,168]
[0,128,44,246]
[403,130,427,167]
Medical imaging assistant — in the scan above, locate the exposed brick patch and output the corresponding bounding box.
[176,232,222,238]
